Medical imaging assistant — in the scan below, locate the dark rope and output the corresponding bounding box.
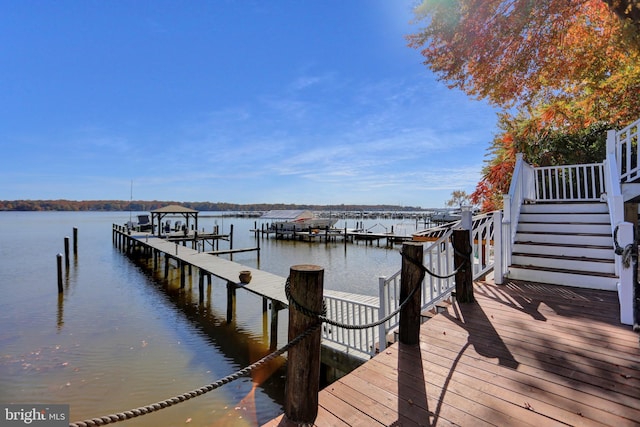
[285,241,468,330]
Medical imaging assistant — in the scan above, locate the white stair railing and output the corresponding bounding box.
[615,118,640,183]
[607,125,636,326]
[500,153,535,282]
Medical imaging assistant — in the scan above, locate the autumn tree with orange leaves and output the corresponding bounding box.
[408,0,640,211]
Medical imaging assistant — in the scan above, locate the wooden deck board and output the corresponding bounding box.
[263,279,640,427]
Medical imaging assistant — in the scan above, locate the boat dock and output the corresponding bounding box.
[112,224,381,369]
[253,226,414,246]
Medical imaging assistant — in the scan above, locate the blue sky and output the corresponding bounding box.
[0,0,498,208]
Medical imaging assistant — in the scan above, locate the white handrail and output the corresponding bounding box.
[377,210,500,350]
[616,118,640,183]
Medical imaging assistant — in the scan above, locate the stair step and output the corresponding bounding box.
[521,202,608,214]
[519,213,610,224]
[512,242,613,259]
[512,252,613,263]
[510,201,618,290]
[511,253,615,274]
[516,232,612,246]
[508,265,618,290]
[517,222,611,234]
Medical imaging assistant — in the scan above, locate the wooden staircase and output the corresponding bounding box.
[507,202,618,290]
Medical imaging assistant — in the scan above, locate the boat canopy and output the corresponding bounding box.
[261,210,313,221]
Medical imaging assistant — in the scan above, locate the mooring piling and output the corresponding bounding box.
[73,227,78,255]
[56,253,63,294]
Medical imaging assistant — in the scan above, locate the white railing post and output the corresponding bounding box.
[378,276,387,351]
[493,210,503,284]
[616,222,635,325]
[502,194,513,267]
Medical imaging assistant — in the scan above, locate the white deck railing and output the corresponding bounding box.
[615,118,640,183]
[499,153,535,282]
[534,163,605,202]
[376,210,498,351]
[326,118,640,354]
[322,293,378,356]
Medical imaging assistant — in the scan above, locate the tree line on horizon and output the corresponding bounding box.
[0,200,426,212]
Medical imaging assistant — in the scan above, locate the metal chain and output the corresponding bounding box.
[68,324,320,427]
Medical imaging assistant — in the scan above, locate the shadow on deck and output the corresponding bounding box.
[265,278,640,426]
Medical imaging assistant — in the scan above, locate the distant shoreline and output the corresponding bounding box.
[0,199,429,212]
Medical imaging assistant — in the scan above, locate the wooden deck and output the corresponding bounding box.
[264,278,640,426]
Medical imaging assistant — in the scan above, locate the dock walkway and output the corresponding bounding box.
[135,232,289,303]
[114,227,380,360]
[265,278,640,426]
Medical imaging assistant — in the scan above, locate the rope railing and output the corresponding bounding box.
[285,248,468,331]
[68,323,320,427]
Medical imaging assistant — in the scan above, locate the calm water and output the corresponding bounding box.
[0,211,416,426]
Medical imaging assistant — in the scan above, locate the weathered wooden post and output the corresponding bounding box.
[285,265,324,424]
[180,260,186,288]
[56,254,63,294]
[64,237,70,268]
[73,227,78,255]
[399,242,423,345]
[226,281,237,324]
[453,229,474,303]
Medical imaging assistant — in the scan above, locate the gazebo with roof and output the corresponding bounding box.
[150,205,199,236]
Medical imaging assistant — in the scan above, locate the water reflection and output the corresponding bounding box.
[128,251,288,411]
[1,212,409,426]
[56,293,64,332]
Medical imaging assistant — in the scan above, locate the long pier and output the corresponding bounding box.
[112,224,380,374]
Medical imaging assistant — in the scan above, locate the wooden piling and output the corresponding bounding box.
[180,260,186,288]
[399,242,423,345]
[284,264,324,424]
[226,281,237,324]
[63,237,70,269]
[56,254,63,293]
[453,229,474,303]
[73,227,78,255]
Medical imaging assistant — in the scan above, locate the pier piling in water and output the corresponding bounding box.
[73,227,78,255]
[56,253,63,293]
[64,236,70,268]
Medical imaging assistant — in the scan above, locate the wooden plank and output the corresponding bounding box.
[264,279,640,426]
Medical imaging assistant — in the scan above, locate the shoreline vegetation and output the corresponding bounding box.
[0,199,428,212]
